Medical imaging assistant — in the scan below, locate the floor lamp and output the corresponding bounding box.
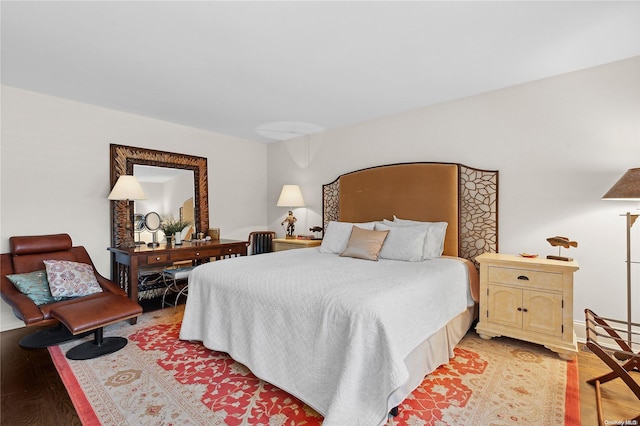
[602,167,640,348]
[108,175,147,248]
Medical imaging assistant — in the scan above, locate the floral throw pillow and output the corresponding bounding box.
[43,260,103,298]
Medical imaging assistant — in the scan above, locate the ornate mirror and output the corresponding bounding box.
[110,144,209,247]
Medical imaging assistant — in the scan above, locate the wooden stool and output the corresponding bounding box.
[51,293,142,360]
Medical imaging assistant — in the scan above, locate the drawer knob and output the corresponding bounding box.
[517,275,529,281]
[156,256,161,261]
[195,252,200,256]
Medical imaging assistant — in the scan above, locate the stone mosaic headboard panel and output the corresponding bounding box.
[322,162,498,265]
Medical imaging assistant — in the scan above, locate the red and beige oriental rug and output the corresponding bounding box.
[49,307,579,425]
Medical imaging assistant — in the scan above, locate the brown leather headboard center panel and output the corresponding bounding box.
[338,163,459,256]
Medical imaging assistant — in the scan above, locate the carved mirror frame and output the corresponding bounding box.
[110,144,209,247]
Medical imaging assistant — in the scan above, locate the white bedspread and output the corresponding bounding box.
[179,248,473,425]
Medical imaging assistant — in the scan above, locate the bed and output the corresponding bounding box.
[180,162,498,425]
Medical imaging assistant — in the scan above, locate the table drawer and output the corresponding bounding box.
[488,266,563,291]
[170,250,212,262]
[222,245,242,255]
[147,254,170,264]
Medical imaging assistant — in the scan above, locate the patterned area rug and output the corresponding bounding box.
[49,307,579,425]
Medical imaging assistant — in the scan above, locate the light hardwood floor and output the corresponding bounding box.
[577,342,638,426]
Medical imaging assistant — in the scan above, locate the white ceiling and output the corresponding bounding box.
[2,1,639,143]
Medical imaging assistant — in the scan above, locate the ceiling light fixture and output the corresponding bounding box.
[256,121,324,141]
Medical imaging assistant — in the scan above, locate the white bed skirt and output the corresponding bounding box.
[387,305,475,414]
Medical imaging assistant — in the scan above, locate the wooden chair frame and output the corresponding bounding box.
[584,309,640,426]
[247,231,276,255]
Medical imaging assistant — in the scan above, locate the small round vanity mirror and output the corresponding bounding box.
[145,212,161,247]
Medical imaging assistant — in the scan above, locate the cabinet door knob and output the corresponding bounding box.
[523,308,528,313]
[517,275,529,281]
[517,307,523,311]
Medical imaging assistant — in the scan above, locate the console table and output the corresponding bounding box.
[108,239,247,321]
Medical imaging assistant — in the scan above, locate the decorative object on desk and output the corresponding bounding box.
[277,184,305,239]
[546,236,578,261]
[208,228,220,240]
[144,212,162,247]
[519,253,538,258]
[309,226,323,240]
[107,175,147,248]
[160,216,191,246]
[133,214,145,245]
[177,225,191,244]
[602,166,640,348]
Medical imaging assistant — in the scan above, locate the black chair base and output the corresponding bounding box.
[19,323,91,349]
[65,327,128,360]
[66,337,128,360]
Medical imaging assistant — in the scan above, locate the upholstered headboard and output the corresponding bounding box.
[322,162,498,264]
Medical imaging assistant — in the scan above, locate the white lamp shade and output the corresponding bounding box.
[108,175,147,201]
[277,185,305,207]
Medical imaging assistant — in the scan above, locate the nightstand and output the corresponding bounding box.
[475,253,579,360]
[273,238,322,252]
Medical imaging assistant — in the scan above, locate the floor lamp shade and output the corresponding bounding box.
[602,168,640,200]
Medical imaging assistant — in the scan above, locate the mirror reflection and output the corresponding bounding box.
[133,165,195,243]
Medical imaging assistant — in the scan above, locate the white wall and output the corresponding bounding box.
[267,57,640,327]
[1,86,268,330]
[2,58,638,333]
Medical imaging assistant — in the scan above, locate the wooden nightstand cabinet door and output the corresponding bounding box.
[487,285,522,329]
[523,290,563,337]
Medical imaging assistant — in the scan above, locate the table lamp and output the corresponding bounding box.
[277,184,305,239]
[108,175,147,248]
[602,167,640,347]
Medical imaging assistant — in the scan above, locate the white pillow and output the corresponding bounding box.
[385,216,449,259]
[319,221,376,254]
[375,223,428,262]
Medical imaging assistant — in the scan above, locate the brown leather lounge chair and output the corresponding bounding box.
[1,234,142,360]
